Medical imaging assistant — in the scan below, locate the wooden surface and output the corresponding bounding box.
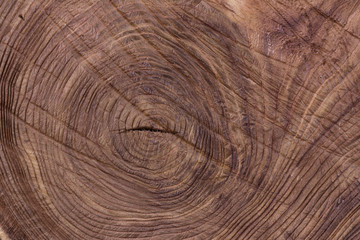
[1,0,360,239]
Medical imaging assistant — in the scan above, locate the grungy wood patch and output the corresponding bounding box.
[0,0,360,239]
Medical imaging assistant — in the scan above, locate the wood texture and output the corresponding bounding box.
[1,0,360,239]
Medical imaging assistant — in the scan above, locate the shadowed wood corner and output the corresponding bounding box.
[1,0,360,239]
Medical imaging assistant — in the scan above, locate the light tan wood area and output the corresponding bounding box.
[1,0,360,239]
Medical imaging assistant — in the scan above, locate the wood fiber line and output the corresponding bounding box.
[1,0,360,239]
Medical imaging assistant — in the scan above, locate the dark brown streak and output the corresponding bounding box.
[117,127,178,134]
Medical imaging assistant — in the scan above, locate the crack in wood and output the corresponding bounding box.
[118,127,178,134]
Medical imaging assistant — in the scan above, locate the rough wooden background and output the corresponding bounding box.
[1,0,360,239]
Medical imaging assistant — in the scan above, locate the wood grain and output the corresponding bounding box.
[1,0,360,239]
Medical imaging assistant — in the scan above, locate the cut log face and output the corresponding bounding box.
[1,0,360,239]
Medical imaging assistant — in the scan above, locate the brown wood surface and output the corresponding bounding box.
[1,0,360,239]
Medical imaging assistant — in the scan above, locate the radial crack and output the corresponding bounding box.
[119,127,178,134]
